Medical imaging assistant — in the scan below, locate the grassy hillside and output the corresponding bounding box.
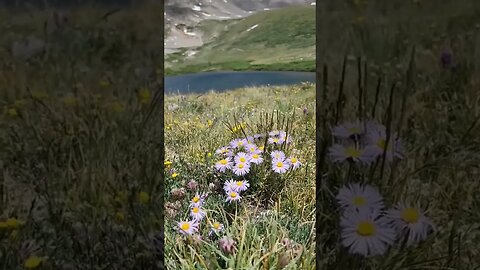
[165,5,315,75]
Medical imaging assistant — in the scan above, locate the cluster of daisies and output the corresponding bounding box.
[336,183,434,257]
[328,120,405,163]
[176,192,225,237]
[214,130,302,202]
[214,130,301,175]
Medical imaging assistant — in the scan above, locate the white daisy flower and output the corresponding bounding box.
[246,136,255,144]
[215,146,230,155]
[340,209,396,257]
[226,190,241,203]
[286,157,302,169]
[331,120,366,138]
[268,137,281,144]
[387,202,434,246]
[215,157,233,172]
[269,130,280,137]
[209,221,224,236]
[249,153,264,164]
[328,144,375,164]
[234,152,251,164]
[223,179,237,193]
[364,126,404,161]
[177,220,199,235]
[233,180,250,192]
[190,193,206,208]
[336,183,384,212]
[245,144,259,154]
[272,158,290,174]
[253,134,264,139]
[190,206,206,221]
[233,162,250,176]
[230,138,247,149]
[270,150,286,160]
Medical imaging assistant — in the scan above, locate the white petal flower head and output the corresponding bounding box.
[233,162,250,176]
[328,144,375,164]
[387,202,434,246]
[270,150,286,161]
[246,136,255,144]
[209,221,224,236]
[177,220,199,235]
[190,193,205,208]
[272,158,290,174]
[190,206,206,221]
[249,153,264,165]
[215,146,231,156]
[336,183,384,212]
[269,130,280,137]
[331,120,366,139]
[233,180,250,192]
[286,157,302,170]
[234,152,251,164]
[215,157,233,172]
[226,190,242,203]
[245,143,259,154]
[365,127,405,162]
[340,209,396,257]
[223,179,237,193]
[268,136,281,145]
[230,138,247,149]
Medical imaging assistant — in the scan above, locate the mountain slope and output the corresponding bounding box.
[165,5,315,75]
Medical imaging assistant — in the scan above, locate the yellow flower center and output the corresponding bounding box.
[181,223,190,231]
[250,147,255,152]
[192,207,199,213]
[276,162,284,168]
[377,139,386,150]
[220,159,228,165]
[236,181,243,186]
[401,207,420,223]
[273,138,279,143]
[259,146,264,151]
[213,222,221,229]
[345,147,361,158]
[291,157,297,163]
[192,197,200,203]
[24,256,42,269]
[253,154,259,159]
[239,157,246,163]
[239,164,244,169]
[352,196,366,206]
[356,221,376,236]
[230,192,237,198]
[349,127,361,134]
[238,141,244,145]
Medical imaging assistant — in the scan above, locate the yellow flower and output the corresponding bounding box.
[24,256,43,269]
[115,211,125,222]
[7,108,18,117]
[109,101,125,113]
[207,153,212,157]
[138,191,150,204]
[31,90,48,100]
[99,79,110,88]
[138,88,152,105]
[63,96,77,107]
[6,218,24,229]
[172,172,178,178]
[207,120,213,127]
[0,222,7,229]
[164,161,172,166]
[13,99,27,109]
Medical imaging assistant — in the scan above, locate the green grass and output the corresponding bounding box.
[165,5,315,75]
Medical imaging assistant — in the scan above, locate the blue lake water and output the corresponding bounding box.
[165,71,315,94]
